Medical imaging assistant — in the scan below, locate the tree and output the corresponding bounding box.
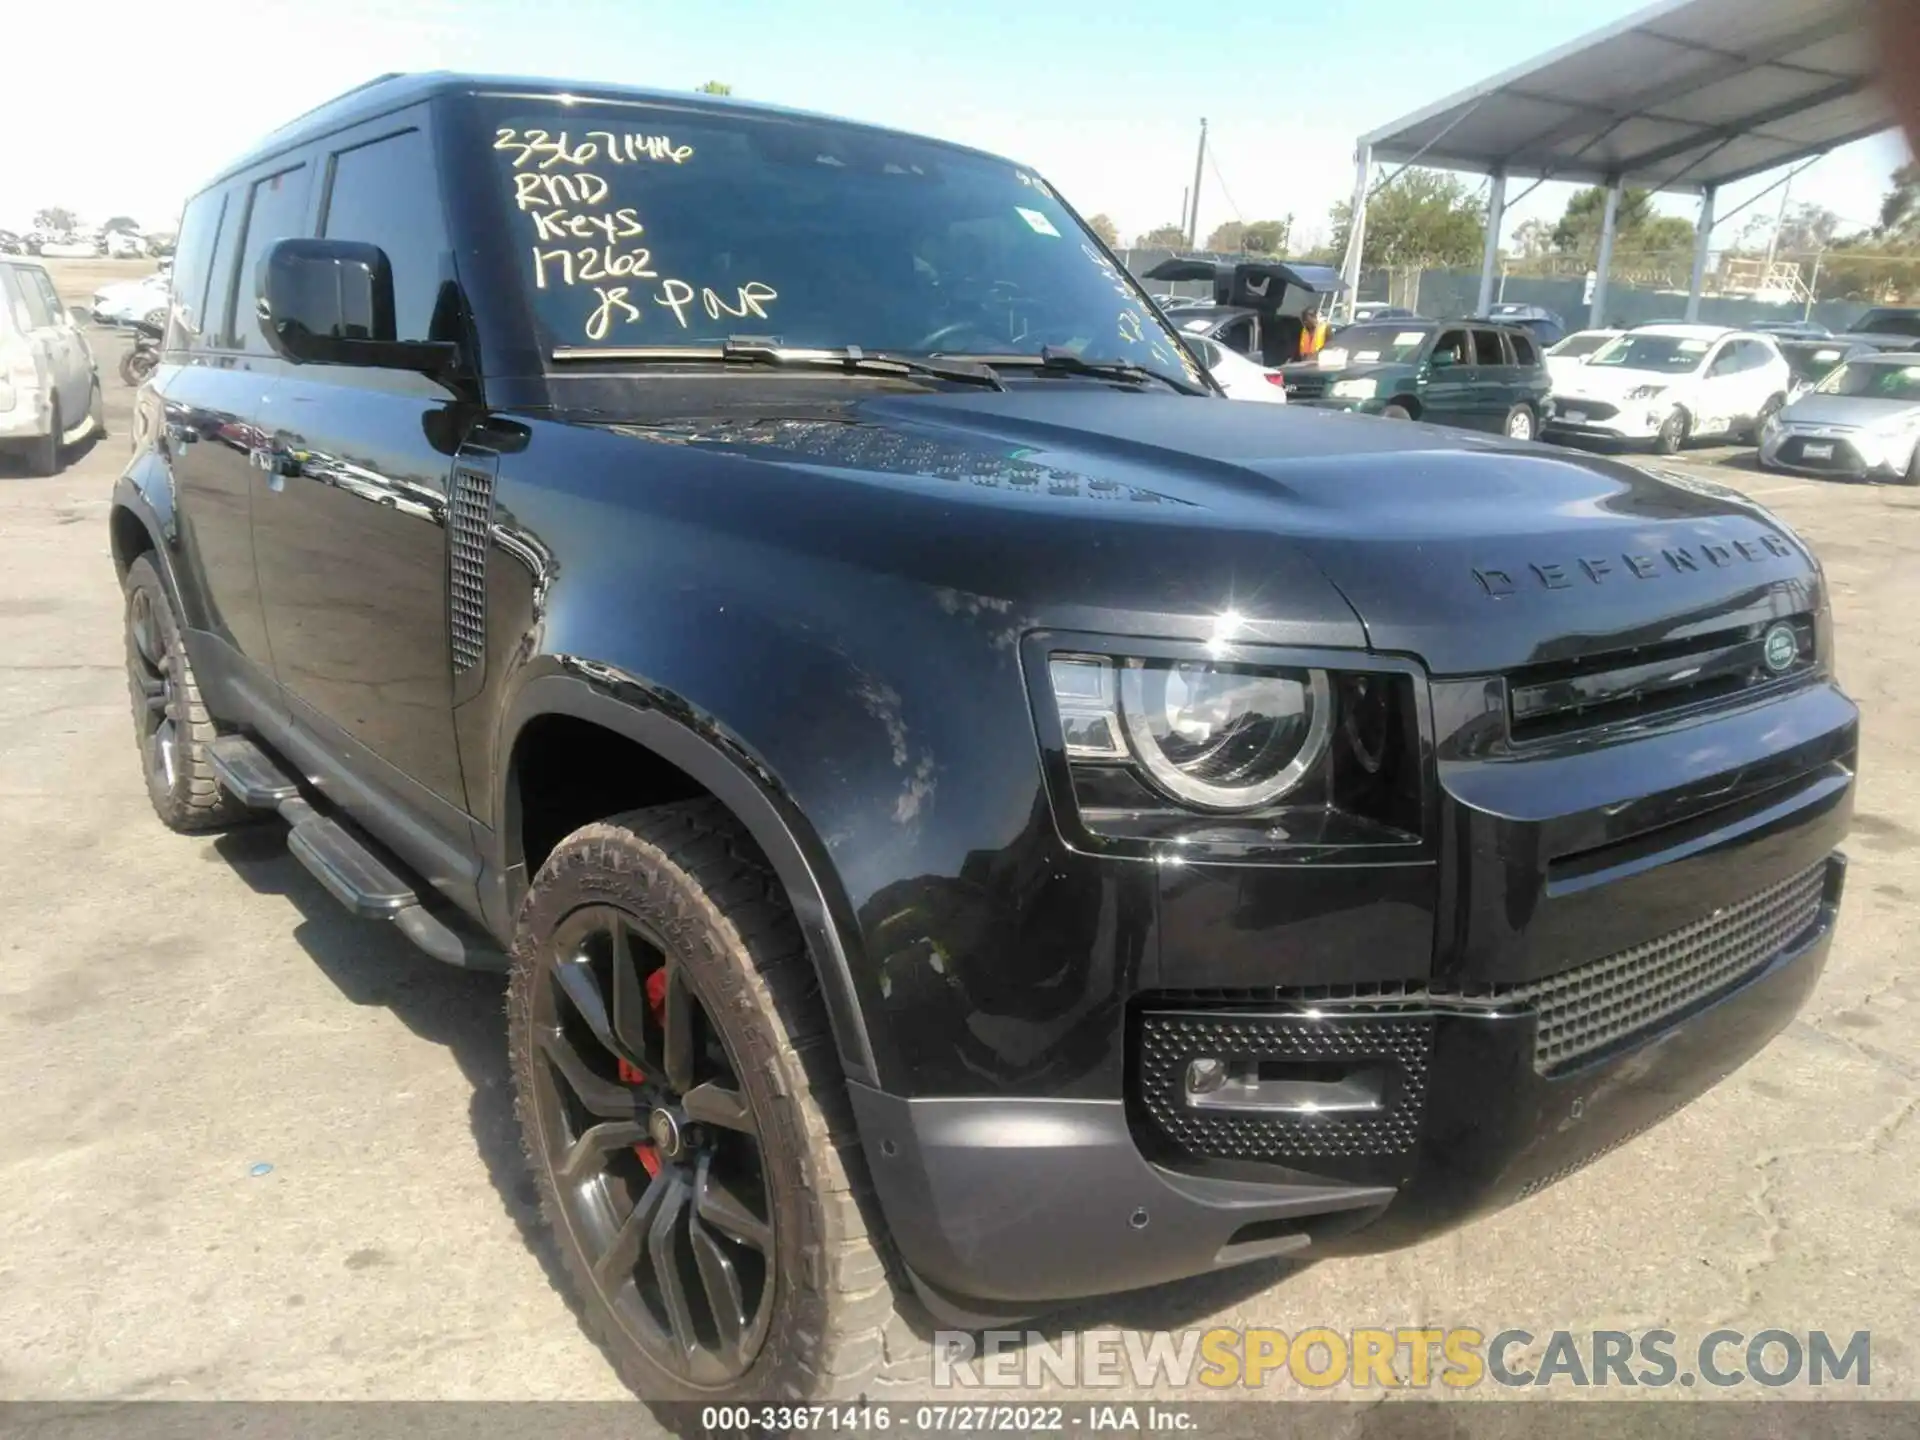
[1327,169,1484,270]
[1137,223,1189,248]
[1879,163,1920,237]
[1085,213,1120,247]
[1549,186,1694,261]
[696,80,733,95]
[102,215,141,235]
[32,206,77,235]
[1511,218,1553,259]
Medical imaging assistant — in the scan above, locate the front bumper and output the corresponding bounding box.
[854,860,1842,1317]
[1541,404,1666,442]
[1760,427,1915,478]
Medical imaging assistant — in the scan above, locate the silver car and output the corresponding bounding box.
[0,258,103,475]
[1760,350,1920,485]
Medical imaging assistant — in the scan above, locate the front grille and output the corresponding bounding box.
[1779,435,1865,471]
[1507,615,1815,742]
[1514,860,1825,1070]
[448,463,495,673]
[1135,1011,1433,1165]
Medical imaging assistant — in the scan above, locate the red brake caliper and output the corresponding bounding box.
[619,968,674,1177]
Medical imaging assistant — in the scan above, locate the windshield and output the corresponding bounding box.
[1781,344,1850,385]
[1814,359,1920,400]
[1587,333,1712,374]
[1855,309,1920,337]
[483,98,1201,388]
[1320,325,1430,365]
[1548,332,1613,359]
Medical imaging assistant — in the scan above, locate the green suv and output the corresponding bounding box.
[1282,319,1552,439]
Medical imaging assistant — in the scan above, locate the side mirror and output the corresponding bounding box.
[1430,350,1455,369]
[256,238,458,376]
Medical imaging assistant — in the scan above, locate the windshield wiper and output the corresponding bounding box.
[551,338,1005,391]
[955,346,1209,396]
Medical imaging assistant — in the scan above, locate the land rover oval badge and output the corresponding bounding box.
[1763,623,1798,673]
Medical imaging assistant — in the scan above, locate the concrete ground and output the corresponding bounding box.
[2,303,1915,1410]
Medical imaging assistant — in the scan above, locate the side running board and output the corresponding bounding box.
[208,735,507,972]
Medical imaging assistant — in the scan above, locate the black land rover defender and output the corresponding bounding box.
[113,74,1856,1402]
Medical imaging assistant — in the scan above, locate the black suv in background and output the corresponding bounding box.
[113,74,1856,1404]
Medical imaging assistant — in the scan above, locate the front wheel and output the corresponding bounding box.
[1746,394,1784,443]
[1503,403,1536,441]
[1653,408,1689,456]
[1381,403,1413,420]
[1903,443,1920,487]
[120,346,156,387]
[508,800,901,1402]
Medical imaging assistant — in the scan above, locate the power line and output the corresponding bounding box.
[1203,142,1246,236]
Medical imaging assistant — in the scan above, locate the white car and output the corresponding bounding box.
[1544,328,1621,391]
[1543,324,1791,454]
[1186,333,1287,403]
[90,273,171,329]
[0,258,103,474]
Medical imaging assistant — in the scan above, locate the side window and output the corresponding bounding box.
[1433,329,1468,365]
[1707,344,1739,376]
[320,127,453,344]
[1508,332,1538,366]
[0,266,30,332]
[1187,335,1220,368]
[167,188,230,350]
[1215,315,1254,356]
[226,163,314,351]
[15,268,52,327]
[1472,328,1504,365]
[29,271,68,323]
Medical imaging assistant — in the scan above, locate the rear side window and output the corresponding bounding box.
[14,268,52,327]
[1215,315,1254,356]
[226,163,313,350]
[1508,332,1538,366]
[167,188,230,349]
[320,127,454,344]
[1472,329,1504,365]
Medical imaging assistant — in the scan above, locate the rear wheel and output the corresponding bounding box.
[120,346,155,387]
[24,397,60,476]
[1381,403,1413,420]
[1903,444,1920,487]
[508,800,901,1402]
[121,555,253,830]
[1653,407,1689,456]
[1503,403,1536,440]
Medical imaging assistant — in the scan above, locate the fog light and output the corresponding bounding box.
[1185,1057,1227,1097]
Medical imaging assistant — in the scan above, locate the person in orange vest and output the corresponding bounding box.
[1296,306,1328,361]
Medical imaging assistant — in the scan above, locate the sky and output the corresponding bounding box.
[5,0,1910,252]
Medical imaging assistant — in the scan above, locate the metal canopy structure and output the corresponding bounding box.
[1338,0,1888,324]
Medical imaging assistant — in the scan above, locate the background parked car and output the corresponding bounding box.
[0,258,103,474]
[1181,332,1288,402]
[1343,302,1420,325]
[1544,327,1622,391]
[90,273,170,329]
[1543,324,1789,455]
[1751,319,1832,339]
[1779,339,1879,402]
[1760,350,1920,484]
[1472,302,1568,345]
[1281,318,1551,437]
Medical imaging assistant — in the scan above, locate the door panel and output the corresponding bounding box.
[1470,328,1510,430]
[1421,329,1473,424]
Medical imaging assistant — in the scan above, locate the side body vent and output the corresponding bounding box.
[448,451,499,678]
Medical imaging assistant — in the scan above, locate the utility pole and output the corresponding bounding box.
[1762,171,1794,279]
[1179,186,1189,242]
[1186,118,1208,249]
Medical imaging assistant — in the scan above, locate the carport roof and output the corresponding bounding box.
[1359,0,1887,194]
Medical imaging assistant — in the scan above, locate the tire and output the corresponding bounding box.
[120,346,155,387]
[508,799,902,1403]
[142,306,167,330]
[25,396,61,476]
[1653,407,1689,456]
[1503,403,1536,441]
[1903,445,1920,487]
[87,377,105,439]
[121,554,253,831]
[1381,403,1413,420]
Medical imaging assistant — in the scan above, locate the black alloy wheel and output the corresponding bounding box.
[527,901,777,1387]
[126,579,182,799]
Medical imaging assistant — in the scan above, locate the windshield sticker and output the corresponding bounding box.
[1902,367,1920,380]
[1182,318,1212,332]
[1016,206,1061,237]
[1678,339,1710,352]
[1814,349,1840,361]
[1354,350,1381,362]
[494,126,779,341]
[1395,331,1425,345]
[1317,348,1347,368]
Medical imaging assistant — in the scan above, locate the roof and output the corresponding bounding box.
[1359,0,1885,193]
[1630,323,1738,338]
[208,71,1020,187]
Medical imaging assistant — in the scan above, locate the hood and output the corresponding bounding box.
[1778,392,1920,430]
[1553,362,1691,401]
[650,390,1815,675]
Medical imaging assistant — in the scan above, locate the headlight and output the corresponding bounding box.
[1330,377,1377,399]
[1051,655,1331,812]
[1626,384,1666,401]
